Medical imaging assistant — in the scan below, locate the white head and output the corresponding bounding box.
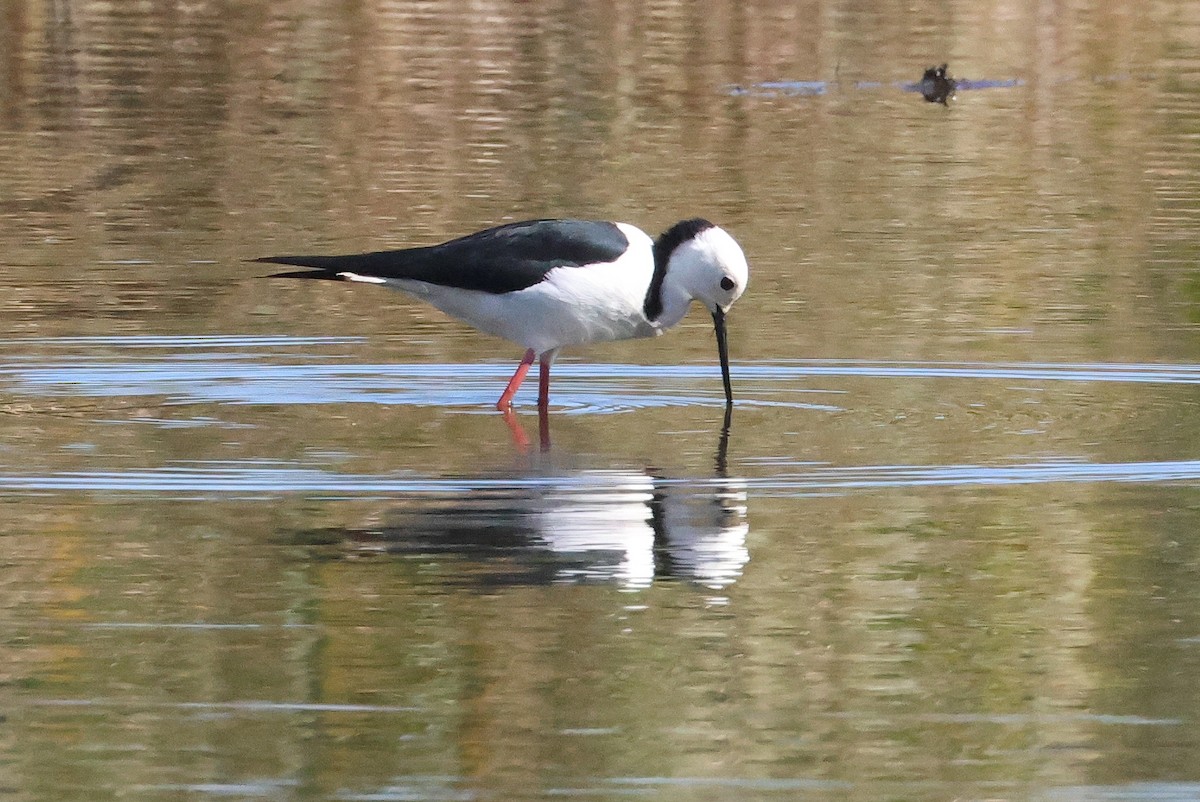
[670,224,749,314]
[646,219,749,325]
[647,219,750,408]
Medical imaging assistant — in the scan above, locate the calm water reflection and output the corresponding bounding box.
[284,469,749,589]
[2,0,1200,800]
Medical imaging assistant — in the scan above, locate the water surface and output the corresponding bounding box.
[2,1,1200,800]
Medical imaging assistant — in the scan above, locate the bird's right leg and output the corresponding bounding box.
[496,348,537,409]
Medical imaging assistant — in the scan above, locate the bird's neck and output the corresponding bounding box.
[651,283,696,331]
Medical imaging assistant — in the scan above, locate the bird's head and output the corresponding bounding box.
[651,219,749,319]
[672,224,749,315]
[651,219,750,410]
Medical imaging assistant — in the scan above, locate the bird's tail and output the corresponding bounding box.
[254,255,348,281]
[261,268,344,281]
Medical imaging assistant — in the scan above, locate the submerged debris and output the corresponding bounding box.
[919,64,957,105]
[729,67,1032,100]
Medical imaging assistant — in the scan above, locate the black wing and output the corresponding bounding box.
[256,219,631,294]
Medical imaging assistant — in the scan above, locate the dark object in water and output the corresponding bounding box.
[919,64,956,104]
[732,73,1022,99]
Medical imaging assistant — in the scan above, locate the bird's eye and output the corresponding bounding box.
[720,276,735,291]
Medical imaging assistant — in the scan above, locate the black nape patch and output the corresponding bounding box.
[643,218,715,320]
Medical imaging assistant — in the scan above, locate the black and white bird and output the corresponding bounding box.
[256,218,749,411]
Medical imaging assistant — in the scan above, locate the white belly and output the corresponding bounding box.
[393,269,660,354]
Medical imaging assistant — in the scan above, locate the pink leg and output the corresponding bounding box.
[538,352,553,408]
[537,351,556,451]
[538,403,551,452]
[496,348,536,410]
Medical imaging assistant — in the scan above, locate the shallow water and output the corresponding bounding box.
[2,1,1200,800]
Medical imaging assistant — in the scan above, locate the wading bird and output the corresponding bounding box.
[258,217,748,415]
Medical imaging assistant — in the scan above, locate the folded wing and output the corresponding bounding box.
[257,219,631,294]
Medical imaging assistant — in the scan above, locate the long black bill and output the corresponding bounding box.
[712,307,733,409]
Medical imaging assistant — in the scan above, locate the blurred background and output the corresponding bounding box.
[1,1,1200,800]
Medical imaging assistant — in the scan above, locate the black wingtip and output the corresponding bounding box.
[251,255,345,281]
[261,268,342,280]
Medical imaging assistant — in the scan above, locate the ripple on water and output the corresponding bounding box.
[3,339,1198,413]
[0,468,753,589]
[0,356,836,412]
[0,334,366,349]
[0,457,1197,495]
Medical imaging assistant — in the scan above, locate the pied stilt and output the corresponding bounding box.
[256,217,749,414]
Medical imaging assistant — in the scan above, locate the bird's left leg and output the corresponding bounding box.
[538,348,559,408]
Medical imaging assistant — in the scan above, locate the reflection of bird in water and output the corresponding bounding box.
[292,469,749,590]
[919,64,956,104]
